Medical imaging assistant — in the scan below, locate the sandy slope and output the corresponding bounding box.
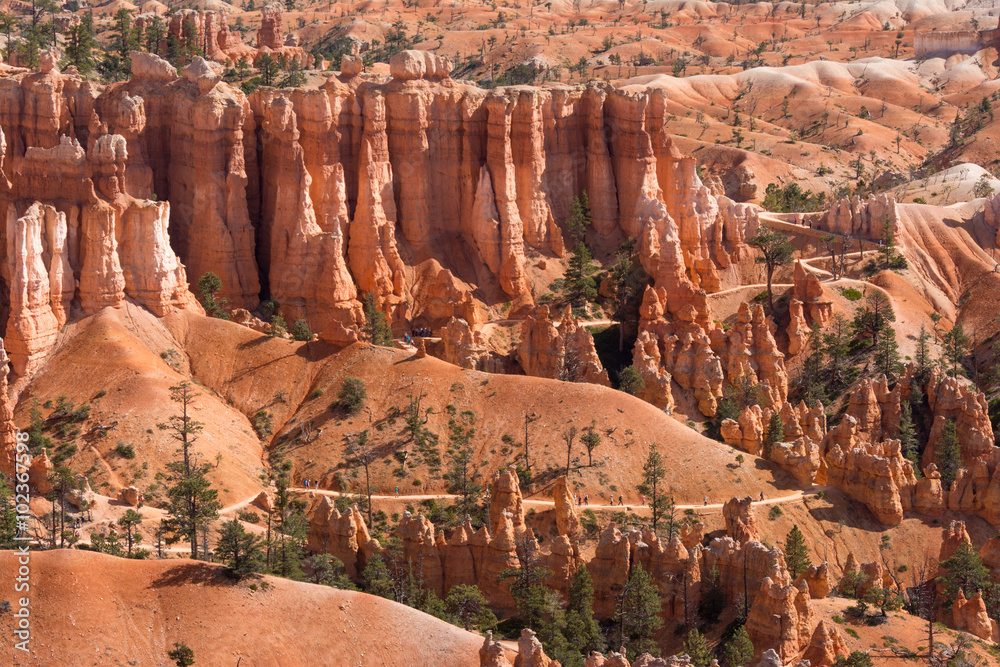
[0,549,491,667]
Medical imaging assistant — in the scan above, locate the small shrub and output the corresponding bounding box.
[841,287,863,301]
[310,388,324,399]
[252,410,274,439]
[768,505,783,520]
[115,442,136,459]
[237,509,260,524]
[845,628,860,639]
[93,389,107,400]
[337,377,366,415]
[291,318,313,341]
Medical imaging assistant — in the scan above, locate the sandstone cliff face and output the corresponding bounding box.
[517,306,609,385]
[0,49,756,372]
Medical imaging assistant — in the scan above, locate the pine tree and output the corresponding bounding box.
[684,628,712,667]
[941,322,970,377]
[637,445,672,533]
[722,625,755,667]
[270,459,306,579]
[0,476,17,549]
[799,321,827,404]
[566,192,591,244]
[898,402,920,473]
[915,324,933,380]
[162,382,220,559]
[564,240,599,307]
[612,562,663,656]
[874,324,902,379]
[216,519,264,580]
[853,290,895,347]
[444,410,484,521]
[823,314,853,393]
[564,565,605,658]
[936,419,961,492]
[747,229,794,311]
[362,291,394,346]
[608,238,647,353]
[118,509,143,557]
[763,411,784,458]
[784,525,811,578]
[939,541,991,610]
[445,584,497,631]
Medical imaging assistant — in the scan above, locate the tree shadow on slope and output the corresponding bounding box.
[150,561,233,589]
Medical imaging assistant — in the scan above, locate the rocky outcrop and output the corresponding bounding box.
[553,476,581,539]
[953,590,998,642]
[823,193,898,240]
[631,330,675,411]
[791,261,832,328]
[722,496,759,543]
[439,317,495,371]
[822,416,916,526]
[801,620,849,667]
[744,566,812,663]
[588,522,631,616]
[0,342,16,476]
[518,306,609,385]
[306,500,376,578]
[489,466,526,536]
[794,562,833,599]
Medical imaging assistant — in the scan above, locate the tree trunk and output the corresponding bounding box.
[766,266,775,311]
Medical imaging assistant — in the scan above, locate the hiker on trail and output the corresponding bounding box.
[641,495,646,506]
[704,495,708,506]
[395,486,399,496]
[618,494,624,506]
[584,494,589,505]
[760,491,764,501]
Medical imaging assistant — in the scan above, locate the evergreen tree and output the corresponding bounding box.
[873,324,902,379]
[941,322,970,377]
[612,562,662,656]
[608,238,647,353]
[64,19,96,75]
[564,240,599,308]
[258,52,280,86]
[216,519,264,580]
[444,410,484,521]
[853,290,895,347]
[722,625,755,667]
[637,444,671,533]
[915,324,933,380]
[445,584,497,631]
[270,459,307,579]
[0,12,16,61]
[167,642,195,667]
[783,525,811,578]
[499,530,552,629]
[799,321,827,404]
[832,652,873,667]
[936,419,961,492]
[747,229,794,311]
[196,272,227,317]
[617,365,644,395]
[939,541,991,610]
[566,192,591,244]
[162,382,220,559]
[580,420,601,467]
[823,314,853,393]
[898,402,920,472]
[144,13,165,53]
[564,565,605,658]
[361,551,394,598]
[763,411,784,457]
[118,509,143,557]
[684,628,712,667]
[0,476,17,549]
[362,291,394,346]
